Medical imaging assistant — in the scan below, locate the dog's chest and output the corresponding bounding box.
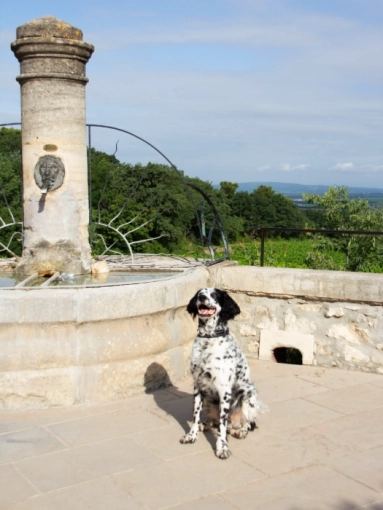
[191,336,237,387]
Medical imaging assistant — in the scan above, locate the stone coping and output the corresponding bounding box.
[210,265,383,305]
[0,267,187,291]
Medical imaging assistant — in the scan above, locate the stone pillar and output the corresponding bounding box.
[11,16,94,275]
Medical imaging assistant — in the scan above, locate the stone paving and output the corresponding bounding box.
[1,360,383,509]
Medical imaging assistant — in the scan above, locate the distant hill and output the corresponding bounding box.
[214,181,383,198]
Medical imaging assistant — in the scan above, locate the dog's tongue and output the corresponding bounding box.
[199,308,215,316]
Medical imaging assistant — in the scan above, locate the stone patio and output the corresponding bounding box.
[0,360,383,510]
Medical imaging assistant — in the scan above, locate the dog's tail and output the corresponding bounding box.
[244,394,268,424]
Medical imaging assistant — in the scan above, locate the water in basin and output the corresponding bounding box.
[0,271,179,288]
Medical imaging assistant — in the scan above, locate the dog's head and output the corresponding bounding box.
[187,288,240,322]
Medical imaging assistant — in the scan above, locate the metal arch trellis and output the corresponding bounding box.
[0,122,230,264]
[86,124,230,264]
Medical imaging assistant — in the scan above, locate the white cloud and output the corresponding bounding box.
[331,162,383,173]
[281,163,310,171]
[256,165,271,172]
[332,162,355,171]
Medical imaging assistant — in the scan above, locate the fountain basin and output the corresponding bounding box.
[0,264,209,409]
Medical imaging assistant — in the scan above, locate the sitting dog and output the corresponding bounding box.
[180,288,262,459]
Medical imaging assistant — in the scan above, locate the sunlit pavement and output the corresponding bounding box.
[1,360,383,510]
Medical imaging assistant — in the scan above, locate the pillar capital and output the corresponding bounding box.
[11,16,94,85]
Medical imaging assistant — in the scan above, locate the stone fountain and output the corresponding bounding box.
[0,16,207,409]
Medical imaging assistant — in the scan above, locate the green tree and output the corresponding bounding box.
[303,186,383,272]
[219,181,238,200]
[231,185,305,235]
[0,128,23,257]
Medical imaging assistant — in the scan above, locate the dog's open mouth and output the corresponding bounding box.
[198,304,216,316]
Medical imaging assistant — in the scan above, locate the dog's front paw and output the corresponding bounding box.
[215,446,231,459]
[180,432,197,444]
[215,439,231,459]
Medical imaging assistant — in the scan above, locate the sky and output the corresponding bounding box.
[1,0,383,188]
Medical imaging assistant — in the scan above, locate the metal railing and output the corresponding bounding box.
[255,226,383,266]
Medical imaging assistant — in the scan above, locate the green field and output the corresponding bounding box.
[230,238,349,270]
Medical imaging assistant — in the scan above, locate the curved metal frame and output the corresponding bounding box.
[0,122,230,264]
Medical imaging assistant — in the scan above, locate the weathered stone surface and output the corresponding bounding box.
[357,313,378,328]
[254,305,279,330]
[236,307,252,322]
[296,303,322,312]
[371,353,383,366]
[239,325,257,337]
[0,367,79,409]
[16,15,84,41]
[325,307,344,318]
[339,345,369,364]
[326,324,361,345]
[354,325,371,342]
[247,340,260,355]
[314,339,332,356]
[81,345,191,404]
[344,304,361,311]
[284,309,316,334]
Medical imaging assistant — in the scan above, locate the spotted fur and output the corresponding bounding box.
[180,288,262,460]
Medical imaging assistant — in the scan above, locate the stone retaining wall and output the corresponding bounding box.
[209,265,383,374]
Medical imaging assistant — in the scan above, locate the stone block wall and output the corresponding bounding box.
[209,265,383,374]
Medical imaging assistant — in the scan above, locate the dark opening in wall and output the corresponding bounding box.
[273,347,303,365]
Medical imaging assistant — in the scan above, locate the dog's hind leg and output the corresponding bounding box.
[241,392,261,433]
[200,399,219,431]
[228,408,249,439]
[180,388,203,444]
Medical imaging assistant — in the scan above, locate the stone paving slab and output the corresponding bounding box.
[0,360,382,510]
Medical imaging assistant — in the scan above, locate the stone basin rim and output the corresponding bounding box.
[0,267,190,290]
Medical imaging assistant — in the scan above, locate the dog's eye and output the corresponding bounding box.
[211,292,217,299]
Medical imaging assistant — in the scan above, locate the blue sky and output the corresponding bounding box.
[1,0,383,187]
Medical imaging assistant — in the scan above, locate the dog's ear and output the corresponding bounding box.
[187,290,200,318]
[219,290,240,322]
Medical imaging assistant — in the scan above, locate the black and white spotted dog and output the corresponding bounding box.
[180,288,262,460]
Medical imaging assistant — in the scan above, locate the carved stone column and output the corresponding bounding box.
[11,16,94,275]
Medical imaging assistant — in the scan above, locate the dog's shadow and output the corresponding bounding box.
[143,362,216,450]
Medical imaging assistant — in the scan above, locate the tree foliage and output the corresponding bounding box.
[303,186,383,271]
[0,128,23,256]
[3,127,379,272]
[231,185,306,234]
